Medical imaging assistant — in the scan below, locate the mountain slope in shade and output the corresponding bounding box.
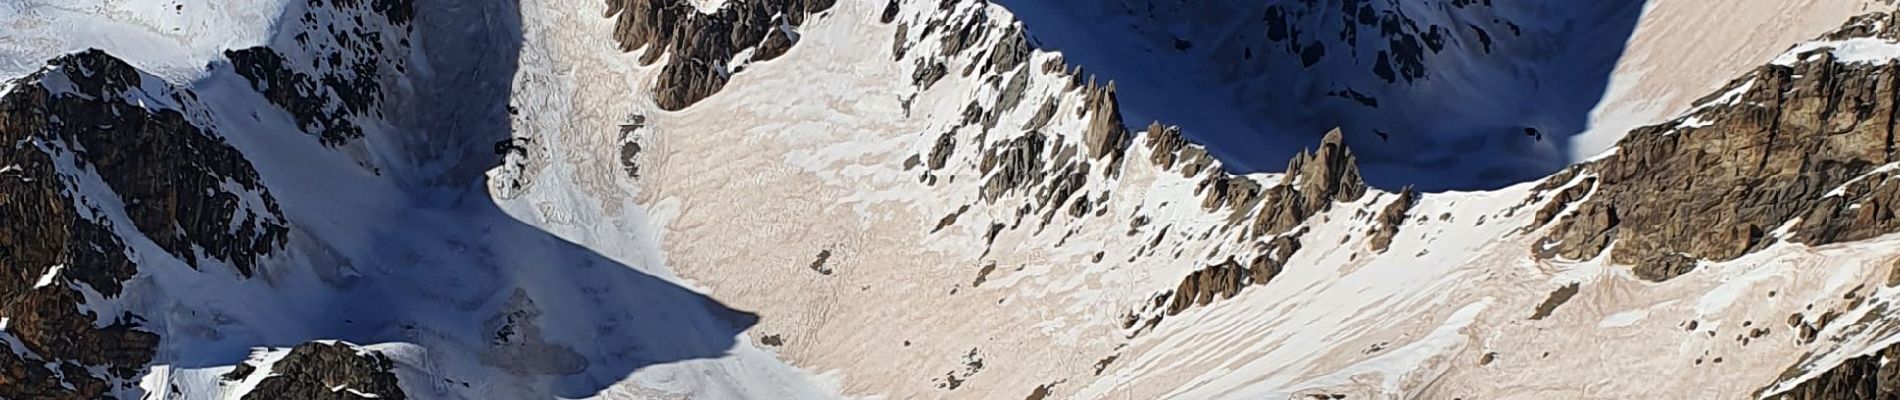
[7,0,1900,399]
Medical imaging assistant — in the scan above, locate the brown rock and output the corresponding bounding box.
[1536,12,1900,280]
[1081,80,1130,161]
[242,342,408,400]
[1368,186,1419,253]
[606,0,837,110]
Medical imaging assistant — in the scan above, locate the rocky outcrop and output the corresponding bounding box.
[1080,80,1129,163]
[20,50,291,276]
[1536,12,1900,281]
[1165,258,1249,314]
[929,131,958,170]
[1527,283,1580,320]
[985,27,1031,76]
[227,0,415,146]
[979,131,1048,202]
[0,49,297,398]
[1760,339,1900,400]
[605,0,837,110]
[1368,186,1418,253]
[1141,122,1215,176]
[242,342,408,400]
[1125,127,1368,323]
[1249,128,1368,236]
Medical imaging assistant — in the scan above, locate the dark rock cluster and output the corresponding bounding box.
[227,0,416,146]
[243,342,409,400]
[1535,11,1900,282]
[0,49,291,398]
[1761,339,1900,400]
[1366,186,1417,253]
[1131,128,1365,328]
[605,0,837,110]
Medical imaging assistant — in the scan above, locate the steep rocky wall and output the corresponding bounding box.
[1537,12,1900,282]
[0,50,288,398]
[226,0,416,146]
[238,342,409,400]
[1763,339,1900,400]
[605,0,837,110]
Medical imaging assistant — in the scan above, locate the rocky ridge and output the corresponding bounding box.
[226,0,416,146]
[605,0,838,110]
[877,0,1384,334]
[238,342,409,400]
[0,0,418,397]
[1536,11,1900,282]
[0,49,295,398]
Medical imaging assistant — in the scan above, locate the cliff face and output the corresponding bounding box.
[0,49,291,398]
[1538,12,1900,282]
[604,0,837,110]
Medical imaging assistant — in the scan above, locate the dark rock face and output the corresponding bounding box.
[20,51,291,277]
[1367,186,1417,253]
[243,342,408,400]
[605,0,837,110]
[1535,12,1900,281]
[0,49,294,398]
[1166,258,1249,314]
[1136,128,1365,322]
[1761,340,1900,400]
[986,27,1031,75]
[1247,128,1367,237]
[1080,80,1129,162]
[226,0,415,146]
[1527,283,1579,320]
[979,131,1048,202]
[929,131,958,170]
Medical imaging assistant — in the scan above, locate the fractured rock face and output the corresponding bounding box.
[1080,80,1128,162]
[605,0,838,110]
[1367,186,1418,253]
[0,49,299,398]
[1536,12,1900,281]
[226,0,415,146]
[17,50,292,277]
[241,342,408,400]
[1761,338,1900,399]
[1251,128,1367,236]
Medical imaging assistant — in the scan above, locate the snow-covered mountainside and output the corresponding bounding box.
[8,0,1900,399]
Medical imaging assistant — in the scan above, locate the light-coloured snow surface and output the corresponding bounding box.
[0,0,290,80]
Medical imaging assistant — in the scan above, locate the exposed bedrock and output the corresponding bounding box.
[1536,12,1900,282]
[605,0,838,110]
